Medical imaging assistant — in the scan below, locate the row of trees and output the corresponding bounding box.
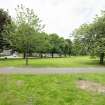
[1,4,105,64]
[0,5,72,64]
[73,11,105,64]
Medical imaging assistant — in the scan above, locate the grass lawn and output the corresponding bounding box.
[0,56,103,67]
[0,73,105,105]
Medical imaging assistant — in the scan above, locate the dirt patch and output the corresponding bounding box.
[76,80,105,93]
[16,80,25,87]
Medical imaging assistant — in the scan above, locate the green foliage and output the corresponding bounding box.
[35,33,51,53]
[15,4,45,32]
[7,5,45,60]
[0,5,72,59]
[48,34,72,57]
[72,24,91,55]
[0,9,11,51]
[49,34,61,53]
[73,11,105,63]
[0,5,73,61]
[61,39,72,56]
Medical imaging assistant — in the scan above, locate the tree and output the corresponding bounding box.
[88,11,105,64]
[57,37,65,57]
[72,24,90,56]
[34,32,51,58]
[64,39,72,56]
[49,34,61,58]
[9,4,44,65]
[0,9,11,52]
[73,11,105,64]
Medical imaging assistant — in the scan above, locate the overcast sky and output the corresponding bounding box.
[0,0,105,38]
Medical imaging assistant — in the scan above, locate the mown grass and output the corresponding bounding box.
[0,56,103,67]
[0,74,105,105]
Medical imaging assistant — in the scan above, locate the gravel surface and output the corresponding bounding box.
[0,67,105,74]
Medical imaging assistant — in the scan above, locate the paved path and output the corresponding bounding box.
[0,67,105,74]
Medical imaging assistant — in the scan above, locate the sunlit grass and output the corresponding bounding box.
[0,74,105,105]
[0,56,102,67]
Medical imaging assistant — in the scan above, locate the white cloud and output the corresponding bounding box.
[0,0,105,38]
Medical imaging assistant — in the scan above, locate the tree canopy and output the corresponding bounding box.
[73,11,105,64]
[0,5,72,65]
[0,9,11,52]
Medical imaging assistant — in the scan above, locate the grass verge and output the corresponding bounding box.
[0,56,103,67]
[0,73,105,105]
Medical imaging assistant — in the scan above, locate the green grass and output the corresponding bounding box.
[0,56,103,67]
[0,74,105,105]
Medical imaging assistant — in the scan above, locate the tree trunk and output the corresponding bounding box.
[64,53,67,57]
[59,53,62,58]
[51,52,54,58]
[40,53,43,58]
[99,53,104,64]
[29,52,32,57]
[23,52,26,59]
[68,51,71,56]
[26,53,28,65]
[25,42,29,65]
[69,53,71,56]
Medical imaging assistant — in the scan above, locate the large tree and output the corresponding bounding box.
[64,39,72,56]
[88,11,105,64]
[72,24,91,56]
[9,4,44,65]
[0,9,11,52]
[49,33,61,58]
[73,11,105,64]
[34,32,51,58]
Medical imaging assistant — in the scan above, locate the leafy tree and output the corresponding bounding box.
[9,4,44,65]
[73,11,105,64]
[88,11,105,64]
[73,24,90,56]
[34,32,51,58]
[64,39,72,56]
[58,38,72,57]
[49,34,61,58]
[0,9,11,52]
[58,37,65,57]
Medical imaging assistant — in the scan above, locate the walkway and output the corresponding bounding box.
[0,67,105,74]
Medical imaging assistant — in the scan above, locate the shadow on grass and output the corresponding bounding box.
[82,59,105,67]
